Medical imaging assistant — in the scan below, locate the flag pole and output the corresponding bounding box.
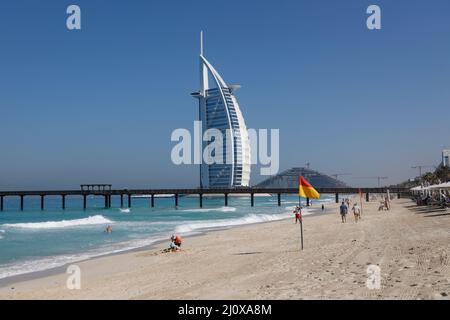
[298,181,304,251]
[300,208,304,250]
[297,175,320,251]
[359,189,364,217]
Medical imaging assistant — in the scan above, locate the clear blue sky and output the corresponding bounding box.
[0,0,449,189]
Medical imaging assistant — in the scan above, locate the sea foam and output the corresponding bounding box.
[2,215,113,230]
[181,206,237,213]
[174,209,310,234]
[0,235,167,280]
[175,205,316,234]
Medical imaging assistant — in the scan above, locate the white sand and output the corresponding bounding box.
[0,198,449,300]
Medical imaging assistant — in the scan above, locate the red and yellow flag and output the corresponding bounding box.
[298,176,320,199]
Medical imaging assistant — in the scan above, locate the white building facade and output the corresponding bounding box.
[191,32,251,188]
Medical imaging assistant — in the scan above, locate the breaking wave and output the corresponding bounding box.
[174,209,312,234]
[181,206,237,213]
[2,215,113,230]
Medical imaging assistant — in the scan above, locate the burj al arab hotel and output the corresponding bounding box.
[191,32,251,188]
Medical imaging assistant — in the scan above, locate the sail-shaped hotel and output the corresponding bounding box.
[191,32,251,188]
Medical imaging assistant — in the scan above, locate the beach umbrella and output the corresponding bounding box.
[428,182,450,190]
[410,186,423,192]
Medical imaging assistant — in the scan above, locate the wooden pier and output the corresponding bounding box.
[0,186,410,211]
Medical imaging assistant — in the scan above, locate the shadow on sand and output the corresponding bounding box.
[407,205,449,218]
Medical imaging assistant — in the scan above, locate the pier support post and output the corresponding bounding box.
[277,193,281,206]
[251,193,254,207]
[335,193,339,203]
[40,195,45,210]
[62,195,66,210]
[151,194,154,208]
[175,194,179,207]
[199,193,203,208]
[20,195,24,211]
[105,194,111,209]
[224,193,228,206]
[83,194,87,210]
[120,194,123,208]
[366,192,370,202]
[0,196,3,211]
[128,194,132,208]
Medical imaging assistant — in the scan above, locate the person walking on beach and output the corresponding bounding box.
[384,197,390,211]
[352,203,361,222]
[340,201,348,223]
[321,204,325,212]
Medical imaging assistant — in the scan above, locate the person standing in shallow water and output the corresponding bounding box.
[339,201,348,223]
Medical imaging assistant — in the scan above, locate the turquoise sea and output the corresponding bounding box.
[0,194,333,280]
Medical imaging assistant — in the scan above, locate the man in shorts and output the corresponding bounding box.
[340,201,348,223]
[352,203,361,222]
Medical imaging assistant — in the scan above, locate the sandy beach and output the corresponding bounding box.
[0,198,449,300]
